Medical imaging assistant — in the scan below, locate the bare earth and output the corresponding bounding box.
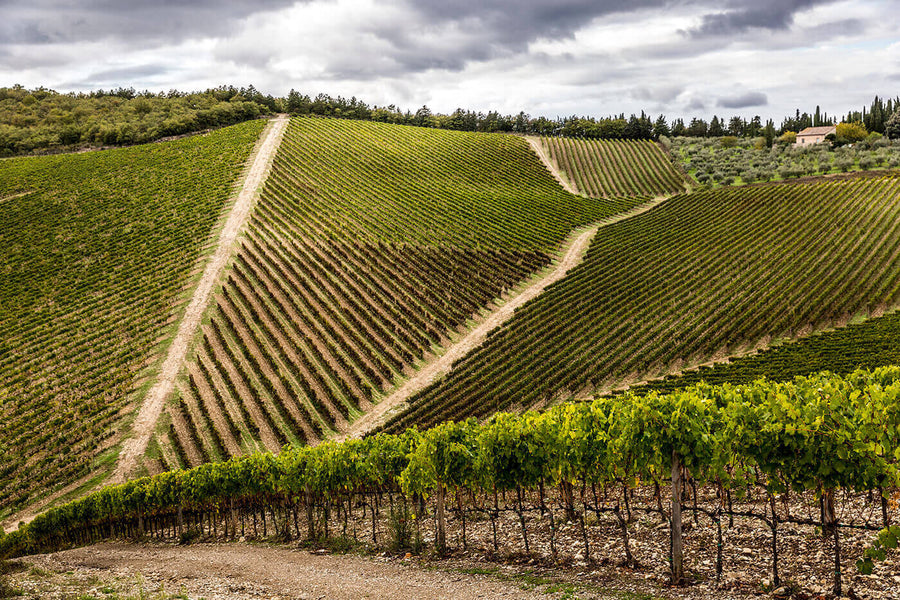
[340,196,671,440]
[525,136,580,195]
[111,114,290,484]
[12,542,554,600]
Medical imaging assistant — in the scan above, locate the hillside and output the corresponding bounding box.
[533,136,687,197]
[626,306,900,396]
[146,117,635,472]
[384,175,900,432]
[0,119,267,516]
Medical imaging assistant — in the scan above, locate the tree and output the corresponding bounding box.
[652,115,670,139]
[778,131,797,145]
[886,108,900,139]
[836,121,868,143]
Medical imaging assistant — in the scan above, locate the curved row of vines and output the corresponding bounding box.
[0,119,267,515]
[4,367,900,596]
[150,117,639,471]
[537,136,687,198]
[385,175,900,432]
[629,308,900,397]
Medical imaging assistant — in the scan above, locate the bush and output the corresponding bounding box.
[859,156,877,170]
[834,157,854,172]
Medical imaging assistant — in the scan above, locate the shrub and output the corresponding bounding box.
[719,136,738,148]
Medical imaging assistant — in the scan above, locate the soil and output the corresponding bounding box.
[8,542,566,600]
[111,114,290,485]
[340,195,671,440]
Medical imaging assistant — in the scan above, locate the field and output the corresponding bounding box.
[673,135,900,186]
[4,109,900,596]
[627,307,900,396]
[6,366,900,597]
[0,119,266,515]
[149,117,636,471]
[536,136,687,197]
[384,175,900,432]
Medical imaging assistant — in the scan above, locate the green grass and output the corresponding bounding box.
[0,119,266,513]
[385,175,900,430]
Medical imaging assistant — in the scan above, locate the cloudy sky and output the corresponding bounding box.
[1,0,898,121]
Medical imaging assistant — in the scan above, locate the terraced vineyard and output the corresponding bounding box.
[151,117,635,471]
[384,175,900,432]
[627,307,900,396]
[535,136,687,198]
[0,119,266,514]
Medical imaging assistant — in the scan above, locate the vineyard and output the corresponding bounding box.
[148,117,636,472]
[534,136,688,198]
[0,119,266,516]
[384,175,900,433]
[629,308,900,397]
[4,367,900,598]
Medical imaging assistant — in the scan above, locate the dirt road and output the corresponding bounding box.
[340,196,670,440]
[12,542,554,600]
[111,114,290,484]
[525,136,580,195]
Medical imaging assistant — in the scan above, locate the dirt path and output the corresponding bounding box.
[0,190,35,204]
[110,115,289,484]
[339,196,670,440]
[12,542,553,600]
[526,136,580,195]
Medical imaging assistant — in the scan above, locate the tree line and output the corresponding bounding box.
[3,84,899,157]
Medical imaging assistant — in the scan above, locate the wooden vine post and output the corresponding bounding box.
[435,484,447,555]
[671,450,684,585]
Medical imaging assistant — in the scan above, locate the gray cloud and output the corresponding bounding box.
[686,97,707,111]
[372,0,673,73]
[85,64,170,83]
[633,85,686,103]
[718,91,769,108]
[687,0,837,37]
[0,0,303,46]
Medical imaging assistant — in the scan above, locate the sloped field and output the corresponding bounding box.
[384,176,900,432]
[152,117,633,470]
[0,120,266,514]
[536,136,687,198]
[628,307,900,396]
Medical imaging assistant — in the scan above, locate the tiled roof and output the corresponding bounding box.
[798,126,836,136]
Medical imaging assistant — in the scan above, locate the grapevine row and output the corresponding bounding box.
[156,117,634,464]
[6,367,900,596]
[0,119,266,513]
[540,136,687,198]
[385,176,900,432]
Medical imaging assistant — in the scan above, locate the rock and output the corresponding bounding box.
[772,586,790,597]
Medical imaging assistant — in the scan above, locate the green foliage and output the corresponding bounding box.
[886,108,900,140]
[631,307,900,397]
[0,119,266,512]
[0,86,270,156]
[836,121,869,143]
[5,366,900,566]
[671,136,900,187]
[386,176,900,431]
[857,524,900,574]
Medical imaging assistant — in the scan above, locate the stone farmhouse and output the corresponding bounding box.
[796,125,836,145]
